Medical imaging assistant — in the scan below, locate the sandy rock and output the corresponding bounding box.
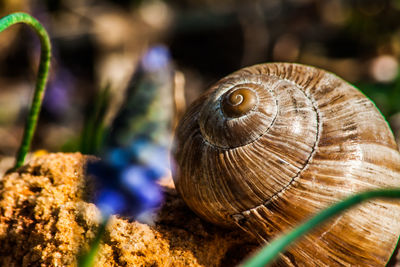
[0,153,257,266]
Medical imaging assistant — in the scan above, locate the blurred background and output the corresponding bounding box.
[1,0,400,164]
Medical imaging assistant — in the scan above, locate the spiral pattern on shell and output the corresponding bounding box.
[173,63,400,266]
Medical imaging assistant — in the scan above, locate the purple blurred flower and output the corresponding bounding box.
[106,148,131,168]
[130,139,170,179]
[87,142,168,219]
[121,166,163,208]
[43,68,75,117]
[87,45,172,222]
[96,189,127,216]
[141,45,171,72]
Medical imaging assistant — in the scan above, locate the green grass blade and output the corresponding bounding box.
[0,12,51,168]
[77,218,108,267]
[241,189,400,267]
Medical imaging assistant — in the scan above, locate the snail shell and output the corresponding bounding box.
[172,63,400,266]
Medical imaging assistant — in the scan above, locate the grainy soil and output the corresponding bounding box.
[0,153,256,267]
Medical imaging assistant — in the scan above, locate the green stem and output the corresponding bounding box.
[78,217,108,267]
[241,188,400,267]
[0,12,51,168]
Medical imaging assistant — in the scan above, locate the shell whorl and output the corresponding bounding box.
[221,85,258,118]
[199,78,278,148]
[173,63,400,266]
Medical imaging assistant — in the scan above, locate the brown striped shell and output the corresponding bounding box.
[172,63,400,266]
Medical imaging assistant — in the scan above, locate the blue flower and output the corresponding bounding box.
[87,142,168,219]
[95,189,127,217]
[106,148,131,168]
[86,44,173,222]
[130,138,170,179]
[43,68,75,117]
[141,45,171,72]
[121,166,163,209]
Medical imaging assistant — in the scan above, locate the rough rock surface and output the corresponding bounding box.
[0,153,257,266]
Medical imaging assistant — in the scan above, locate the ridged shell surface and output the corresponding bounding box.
[172,63,400,266]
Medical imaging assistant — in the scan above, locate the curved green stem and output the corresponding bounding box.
[0,12,51,168]
[241,188,400,267]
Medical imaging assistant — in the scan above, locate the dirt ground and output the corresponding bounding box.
[0,153,257,266]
